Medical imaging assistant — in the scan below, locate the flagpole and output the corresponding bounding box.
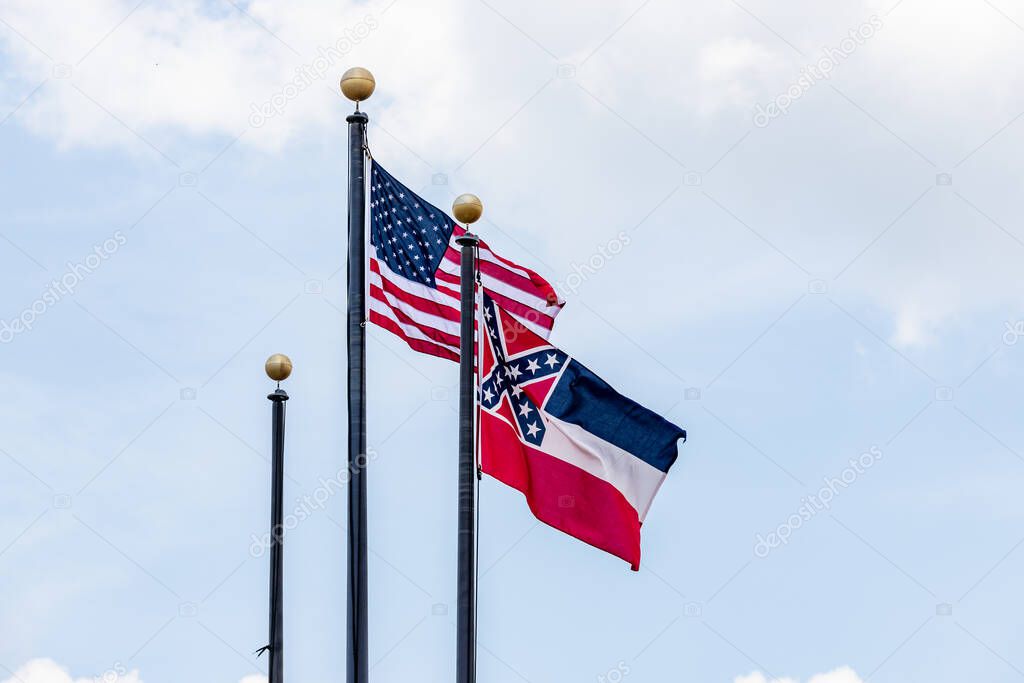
[264,353,292,683]
[452,194,484,683]
[341,67,375,683]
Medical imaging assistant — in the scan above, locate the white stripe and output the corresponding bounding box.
[461,282,551,338]
[369,270,461,338]
[441,242,563,315]
[436,250,555,338]
[539,413,668,521]
[368,297,459,353]
[438,254,559,319]
[371,246,459,306]
[438,259,558,337]
[477,243,549,294]
[503,307,552,339]
[376,266,458,306]
[448,234,538,280]
[475,241,531,277]
[483,401,667,520]
[477,245,564,309]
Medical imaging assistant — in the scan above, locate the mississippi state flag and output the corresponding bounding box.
[479,295,686,569]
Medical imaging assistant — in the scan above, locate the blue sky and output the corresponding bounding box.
[2,0,1024,681]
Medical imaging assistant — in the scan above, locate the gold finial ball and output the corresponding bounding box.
[452,194,483,224]
[340,67,375,102]
[265,354,293,382]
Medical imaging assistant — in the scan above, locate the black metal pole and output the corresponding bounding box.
[267,387,288,683]
[346,109,369,683]
[455,231,479,683]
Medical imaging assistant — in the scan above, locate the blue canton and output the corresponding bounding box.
[480,295,567,446]
[370,161,455,287]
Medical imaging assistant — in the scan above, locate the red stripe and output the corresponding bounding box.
[445,247,551,300]
[370,257,459,302]
[434,269,460,288]
[370,268,460,323]
[450,223,561,306]
[369,310,458,362]
[399,262,461,299]
[437,281,460,299]
[440,249,554,329]
[370,286,460,348]
[480,411,642,570]
[481,240,562,306]
[478,259,547,297]
[487,289,554,330]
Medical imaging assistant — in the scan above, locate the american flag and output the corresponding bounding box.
[368,160,564,361]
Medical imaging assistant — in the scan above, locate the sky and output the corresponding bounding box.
[1,0,1024,681]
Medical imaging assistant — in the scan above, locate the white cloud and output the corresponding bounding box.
[736,674,797,683]
[1,1,282,147]
[736,667,863,683]
[0,658,266,683]
[0,0,549,160]
[3,0,1021,159]
[3,0,1024,346]
[807,668,863,683]
[863,0,1024,107]
[0,0,452,152]
[0,0,792,154]
[1,659,142,683]
[696,37,784,117]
